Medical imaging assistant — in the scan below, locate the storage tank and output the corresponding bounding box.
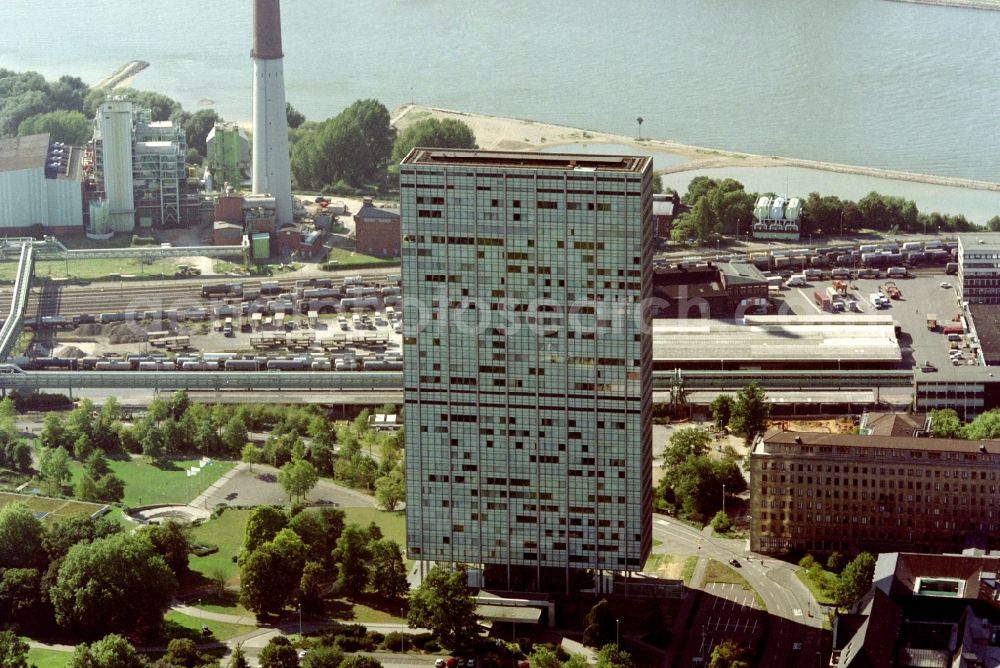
[769,197,786,220]
[784,198,801,222]
[754,196,771,221]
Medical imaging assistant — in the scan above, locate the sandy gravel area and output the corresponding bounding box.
[391,104,1000,192]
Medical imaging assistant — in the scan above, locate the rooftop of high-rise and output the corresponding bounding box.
[399,147,651,173]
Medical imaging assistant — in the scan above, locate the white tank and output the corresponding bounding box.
[754,196,771,221]
[784,197,801,222]
[769,197,786,221]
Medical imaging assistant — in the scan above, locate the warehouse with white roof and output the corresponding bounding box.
[0,133,83,233]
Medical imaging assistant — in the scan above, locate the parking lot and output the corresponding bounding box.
[770,272,970,372]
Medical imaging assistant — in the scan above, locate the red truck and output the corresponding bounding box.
[814,290,832,312]
[942,324,964,335]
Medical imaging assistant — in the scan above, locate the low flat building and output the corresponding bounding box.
[750,429,1000,556]
[913,366,1000,420]
[653,314,901,370]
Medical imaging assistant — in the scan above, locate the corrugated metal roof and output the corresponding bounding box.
[0,133,49,173]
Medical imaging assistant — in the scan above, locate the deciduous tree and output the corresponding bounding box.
[258,636,299,668]
[50,532,177,637]
[408,565,480,650]
[68,633,144,668]
[368,538,408,599]
[390,117,477,164]
[0,502,46,569]
[374,466,405,511]
[730,382,770,445]
[834,552,876,608]
[243,506,287,553]
[277,459,319,503]
[0,630,29,668]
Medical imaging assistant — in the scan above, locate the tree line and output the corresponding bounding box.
[929,407,1000,440]
[670,175,992,244]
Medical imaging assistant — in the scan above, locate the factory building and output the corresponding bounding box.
[206,122,250,190]
[0,133,83,233]
[750,429,1000,557]
[90,97,190,233]
[401,149,653,587]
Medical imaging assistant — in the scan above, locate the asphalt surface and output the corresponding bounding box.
[651,516,824,668]
[198,462,376,510]
[772,271,968,371]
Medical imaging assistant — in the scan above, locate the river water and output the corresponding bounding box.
[2,0,998,186]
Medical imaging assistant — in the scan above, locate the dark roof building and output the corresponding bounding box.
[833,551,1000,667]
[652,261,768,318]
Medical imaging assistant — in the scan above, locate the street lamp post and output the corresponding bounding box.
[298,603,302,636]
[722,484,726,516]
[616,618,620,648]
[401,608,406,653]
[840,211,845,238]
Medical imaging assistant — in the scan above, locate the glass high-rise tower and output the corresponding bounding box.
[400,149,652,585]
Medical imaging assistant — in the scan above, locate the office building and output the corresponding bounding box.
[400,149,653,586]
[750,430,1000,556]
[251,0,293,226]
[958,233,1000,304]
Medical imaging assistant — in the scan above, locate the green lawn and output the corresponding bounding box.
[0,257,181,283]
[796,567,838,606]
[0,491,106,524]
[323,247,398,267]
[643,554,698,586]
[704,559,754,588]
[69,457,233,508]
[27,648,71,668]
[187,508,252,584]
[342,507,406,547]
[163,610,255,641]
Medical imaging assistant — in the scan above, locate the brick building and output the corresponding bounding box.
[354,197,400,258]
[750,429,1000,556]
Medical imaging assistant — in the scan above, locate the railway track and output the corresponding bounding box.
[0,268,402,319]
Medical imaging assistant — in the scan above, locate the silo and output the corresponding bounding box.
[784,197,801,221]
[96,97,135,232]
[754,196,771,221]
[769,197,786,221]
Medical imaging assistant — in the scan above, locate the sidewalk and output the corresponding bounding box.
[190,462,248,509]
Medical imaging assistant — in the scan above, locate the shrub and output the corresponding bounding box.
[799,555,816,570]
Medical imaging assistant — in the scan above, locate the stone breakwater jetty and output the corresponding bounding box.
[886,0,1000,11]
[94,60,149,89]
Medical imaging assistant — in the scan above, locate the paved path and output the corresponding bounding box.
[651,515,824,667]
[190,461,249,509]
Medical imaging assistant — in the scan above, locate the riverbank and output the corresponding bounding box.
[391,104,1000,193]
[886,0,1000,11]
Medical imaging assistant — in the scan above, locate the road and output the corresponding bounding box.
[651,515,825,667]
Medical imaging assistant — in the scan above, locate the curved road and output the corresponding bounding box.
[651,514,825,667]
